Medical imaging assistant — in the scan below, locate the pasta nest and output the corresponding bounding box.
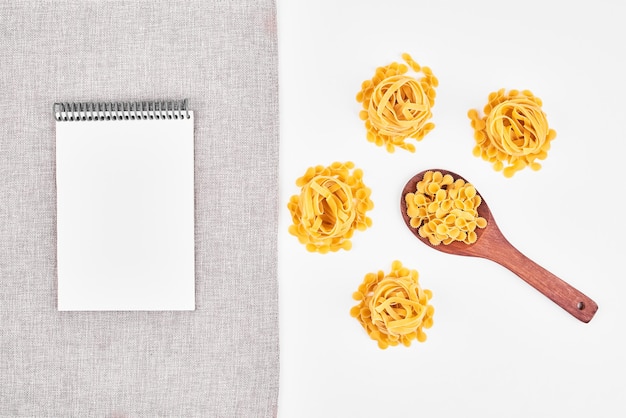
[468,89,557,178]
[356,53,437,153]
[287,161,374,253]
[350,260,434,349]
[405,170,487,246]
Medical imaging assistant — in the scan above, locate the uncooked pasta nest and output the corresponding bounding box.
[356,53,437,153]
[350,260,434,349]
[468,89,557,178]
[287,161,374,254]
[405,170,487,246]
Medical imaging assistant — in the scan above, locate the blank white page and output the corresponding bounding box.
[55,113,195,311]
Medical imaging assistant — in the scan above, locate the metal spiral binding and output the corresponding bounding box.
[53,99,190,121]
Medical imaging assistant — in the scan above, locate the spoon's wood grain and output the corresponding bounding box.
[401,169,598,323]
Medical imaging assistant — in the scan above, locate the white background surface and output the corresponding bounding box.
[276,1,625,417]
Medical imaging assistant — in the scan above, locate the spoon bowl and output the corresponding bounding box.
[400,169,598,323]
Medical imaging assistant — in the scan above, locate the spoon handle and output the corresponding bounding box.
[487,236,598,322]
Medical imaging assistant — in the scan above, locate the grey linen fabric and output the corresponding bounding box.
[0,1,279,417]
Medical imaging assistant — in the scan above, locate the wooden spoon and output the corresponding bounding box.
[400,169,598,323]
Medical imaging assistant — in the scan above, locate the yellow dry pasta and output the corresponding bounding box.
[468,89,556,178]
[350,260,434,349]
[356,53,437,153]
[287,161,374,253]
[404,170,487,246]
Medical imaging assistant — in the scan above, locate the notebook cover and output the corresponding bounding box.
[55,111,196,311]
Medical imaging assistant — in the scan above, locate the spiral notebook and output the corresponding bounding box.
[54,100,195,311]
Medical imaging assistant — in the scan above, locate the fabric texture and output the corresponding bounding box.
[0,1,280,417]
